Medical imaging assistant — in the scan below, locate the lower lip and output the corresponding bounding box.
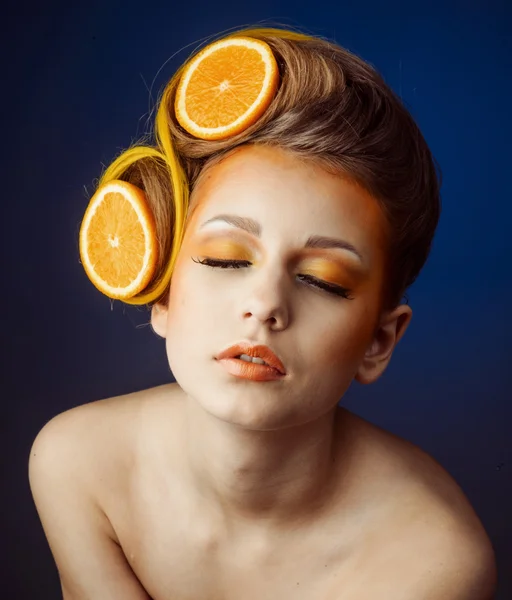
[216,358,285,381]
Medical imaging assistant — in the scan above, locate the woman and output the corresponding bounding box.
[29,27,496,599]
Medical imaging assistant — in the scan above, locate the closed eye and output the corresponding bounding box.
[191,257,354,300]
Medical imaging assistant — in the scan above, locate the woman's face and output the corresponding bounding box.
[153,144,399,430]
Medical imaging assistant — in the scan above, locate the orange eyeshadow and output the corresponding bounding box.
[299,257,350,286]
[196,239,254,260]
[194,234,364,285]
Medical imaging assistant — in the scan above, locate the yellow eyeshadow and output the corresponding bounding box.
[300,257,349,285]
[195,237,356,286]
[197,239,253,260]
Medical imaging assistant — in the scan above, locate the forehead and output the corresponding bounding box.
[187,145,388,258]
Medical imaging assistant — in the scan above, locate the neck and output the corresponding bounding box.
[183,398,346,534]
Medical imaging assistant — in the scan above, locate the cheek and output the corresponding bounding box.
[167,253,195,311]
[166,260,216,345]
[165,265,196,344]
[310,306,375,365]
[164,279,197,382]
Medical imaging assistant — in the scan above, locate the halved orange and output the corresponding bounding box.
[79,180,158,300]
[175,36,279,140]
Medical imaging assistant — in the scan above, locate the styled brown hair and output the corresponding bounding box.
[100,26,441,312]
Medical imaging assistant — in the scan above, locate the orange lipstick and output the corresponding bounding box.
[215,342,286,381]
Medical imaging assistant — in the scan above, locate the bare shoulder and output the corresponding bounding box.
[30,383,180,526]
[28,384,180,599]
[342,410,483,523]
[31,383,176,462]
[340,409,497,597]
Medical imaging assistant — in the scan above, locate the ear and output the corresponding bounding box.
[150,302,169,338]
[354,304,413,385]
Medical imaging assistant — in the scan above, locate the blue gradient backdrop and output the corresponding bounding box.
[3,0,510,597]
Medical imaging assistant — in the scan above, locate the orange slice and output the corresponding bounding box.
[175,36,279,140]
[79,180,158,300]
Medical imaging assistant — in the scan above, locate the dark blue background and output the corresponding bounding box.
[3,1,511,597]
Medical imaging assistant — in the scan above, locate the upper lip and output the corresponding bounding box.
[216,342,286,375]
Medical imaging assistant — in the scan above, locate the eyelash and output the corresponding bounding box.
[191,257,354,300]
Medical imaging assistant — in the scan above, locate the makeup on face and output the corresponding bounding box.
[198,214,367,266]
[191,221,369,289]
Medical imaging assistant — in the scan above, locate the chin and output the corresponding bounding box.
[206,389,288,430]
[180,375,302,431]
[171,356,341,431]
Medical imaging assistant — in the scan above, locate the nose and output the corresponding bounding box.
[239,267,290,331]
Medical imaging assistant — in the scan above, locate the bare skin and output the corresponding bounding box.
[30,145,496,598]
[33,382,495,600]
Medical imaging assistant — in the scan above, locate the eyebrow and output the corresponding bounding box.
[199,214,365,263]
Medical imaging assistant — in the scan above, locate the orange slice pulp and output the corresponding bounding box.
[79,180,158,300]
[175,36,279,140]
